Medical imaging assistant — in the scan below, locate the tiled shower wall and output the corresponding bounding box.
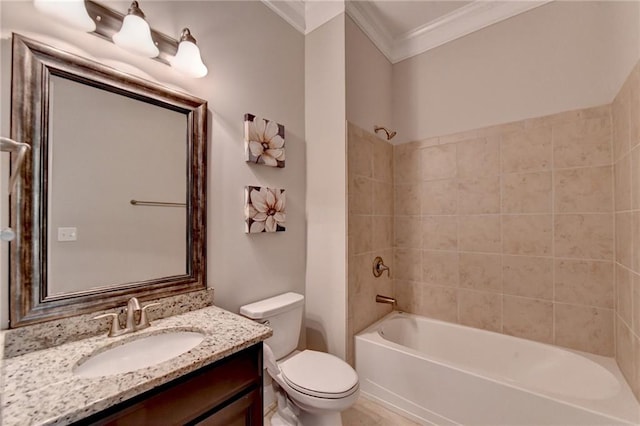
[347,123,394,365]
[613,62,640,400]
[393,104,616,357]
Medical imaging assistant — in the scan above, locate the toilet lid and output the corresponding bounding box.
[280,350,359,399]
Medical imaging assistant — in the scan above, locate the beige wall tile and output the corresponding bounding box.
[616,317,635,388]
[372,216,393,251]
[421,179,457,214]
[503,296,553,343]
[630,65,640,149]
[457,176,500,214]
[502,171,552,213]
[554,114,612,168]
[458,215,501,253]
[503,255,553,300]
[349,215,372,255]
[554,214,614,260]
[438,128,481,146]
[422,216,457,251]
[348,131,372,178]
[617,265,633,326]
[394,248,422,281]
[617,212,632,268]
[459,253,501,292]
[554,303,613,356]
[349,176,373,215]
[634,212,640,271]
[394,144,420,184]
[554,259,614,308]
[631,147,640,210]
[612,89,630,161]
[503,215,552,256]
[417,285,458,322]
[501,126,552,173]
[457,137,500,178]
[422,144,457,181]
[615,155,632,212]
[373,181,394,216]
[634,273,640,335]
[395,280,421,313]
[395,183,420,215]
[372,138,393,183]
[458,289,502,332]
[422,250,459,287]
[555,166,613,213]
[395,216,421,249]
[633,336,640,401]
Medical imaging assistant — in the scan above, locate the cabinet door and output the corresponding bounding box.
[194,388,262,426]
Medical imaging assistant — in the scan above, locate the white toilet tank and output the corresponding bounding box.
[240,292,304,360]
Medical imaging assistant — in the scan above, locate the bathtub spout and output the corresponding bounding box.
[376,294,396,306]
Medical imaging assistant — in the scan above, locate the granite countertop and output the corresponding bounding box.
[0,306,272,426]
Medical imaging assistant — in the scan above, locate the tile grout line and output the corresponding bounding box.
[551,123,557,345]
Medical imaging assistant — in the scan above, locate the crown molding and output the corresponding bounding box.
[262,0,306,34]
[264,0,552,62]
[347,0,553,64]
[345,1,394,60]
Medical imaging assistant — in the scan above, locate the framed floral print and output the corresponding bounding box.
[244,186,286,233]
[244,113,285,168]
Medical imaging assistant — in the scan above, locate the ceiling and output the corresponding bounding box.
[262,0,552,63]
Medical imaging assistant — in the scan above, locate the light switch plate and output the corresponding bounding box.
[58,227,77,242]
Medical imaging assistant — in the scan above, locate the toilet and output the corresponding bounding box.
[240,292,359,426]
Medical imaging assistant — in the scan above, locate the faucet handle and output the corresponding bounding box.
[137,302,160,330]
[94,312,123,337]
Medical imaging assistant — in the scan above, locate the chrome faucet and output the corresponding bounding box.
[376,294,396,306]
[94,297,160,337]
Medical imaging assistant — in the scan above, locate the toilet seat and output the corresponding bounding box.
[279,350,359,399]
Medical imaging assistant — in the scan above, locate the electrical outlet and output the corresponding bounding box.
[58,227,77,242]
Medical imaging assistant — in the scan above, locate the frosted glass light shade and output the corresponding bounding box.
[112,14,159,58]
[170,31,207,78]
[33,0,96,32]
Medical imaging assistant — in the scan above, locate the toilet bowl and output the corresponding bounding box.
[240,292,359,426]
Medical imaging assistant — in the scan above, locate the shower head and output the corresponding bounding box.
[374,125,396,141]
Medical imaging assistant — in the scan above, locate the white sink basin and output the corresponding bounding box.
[74,331,205,378]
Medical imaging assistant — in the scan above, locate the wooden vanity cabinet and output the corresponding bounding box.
[76,343,263,426]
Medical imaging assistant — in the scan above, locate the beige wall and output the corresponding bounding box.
[394,104,615,357]
[392,1,640,144]
[613,61,640,400]
[304,15,347,358]
[346,15,393,139]
[346,122,394,365]
[0,1,306,327]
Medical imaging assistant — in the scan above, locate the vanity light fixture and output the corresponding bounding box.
[33,0,96,32]
[170,28,208,78]
[31,0,208,78]
[112,1,159,58]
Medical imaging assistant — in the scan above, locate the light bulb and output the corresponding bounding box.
[170,28,208,78]
[33,0,96,32]
[112,1,159,58]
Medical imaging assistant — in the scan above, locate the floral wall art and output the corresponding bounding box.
[244,113,285,168]
[244,186,286,233]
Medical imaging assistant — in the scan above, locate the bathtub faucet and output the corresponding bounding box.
[376,294,396,306]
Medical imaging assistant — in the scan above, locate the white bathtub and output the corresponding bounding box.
[355,312,640,425]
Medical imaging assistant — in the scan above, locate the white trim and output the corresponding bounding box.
[345,1,394,60]
[264,0,553,63]
[390,1,553,63]
[305,1,345,34]
[261,0,306,34]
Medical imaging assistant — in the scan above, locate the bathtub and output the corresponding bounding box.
[355,312,640,425]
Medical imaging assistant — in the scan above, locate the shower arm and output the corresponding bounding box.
[0,136,30,195]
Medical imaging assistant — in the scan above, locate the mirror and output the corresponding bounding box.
[9,34,207,327]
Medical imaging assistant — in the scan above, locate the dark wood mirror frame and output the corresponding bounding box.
[9,34,207,328]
